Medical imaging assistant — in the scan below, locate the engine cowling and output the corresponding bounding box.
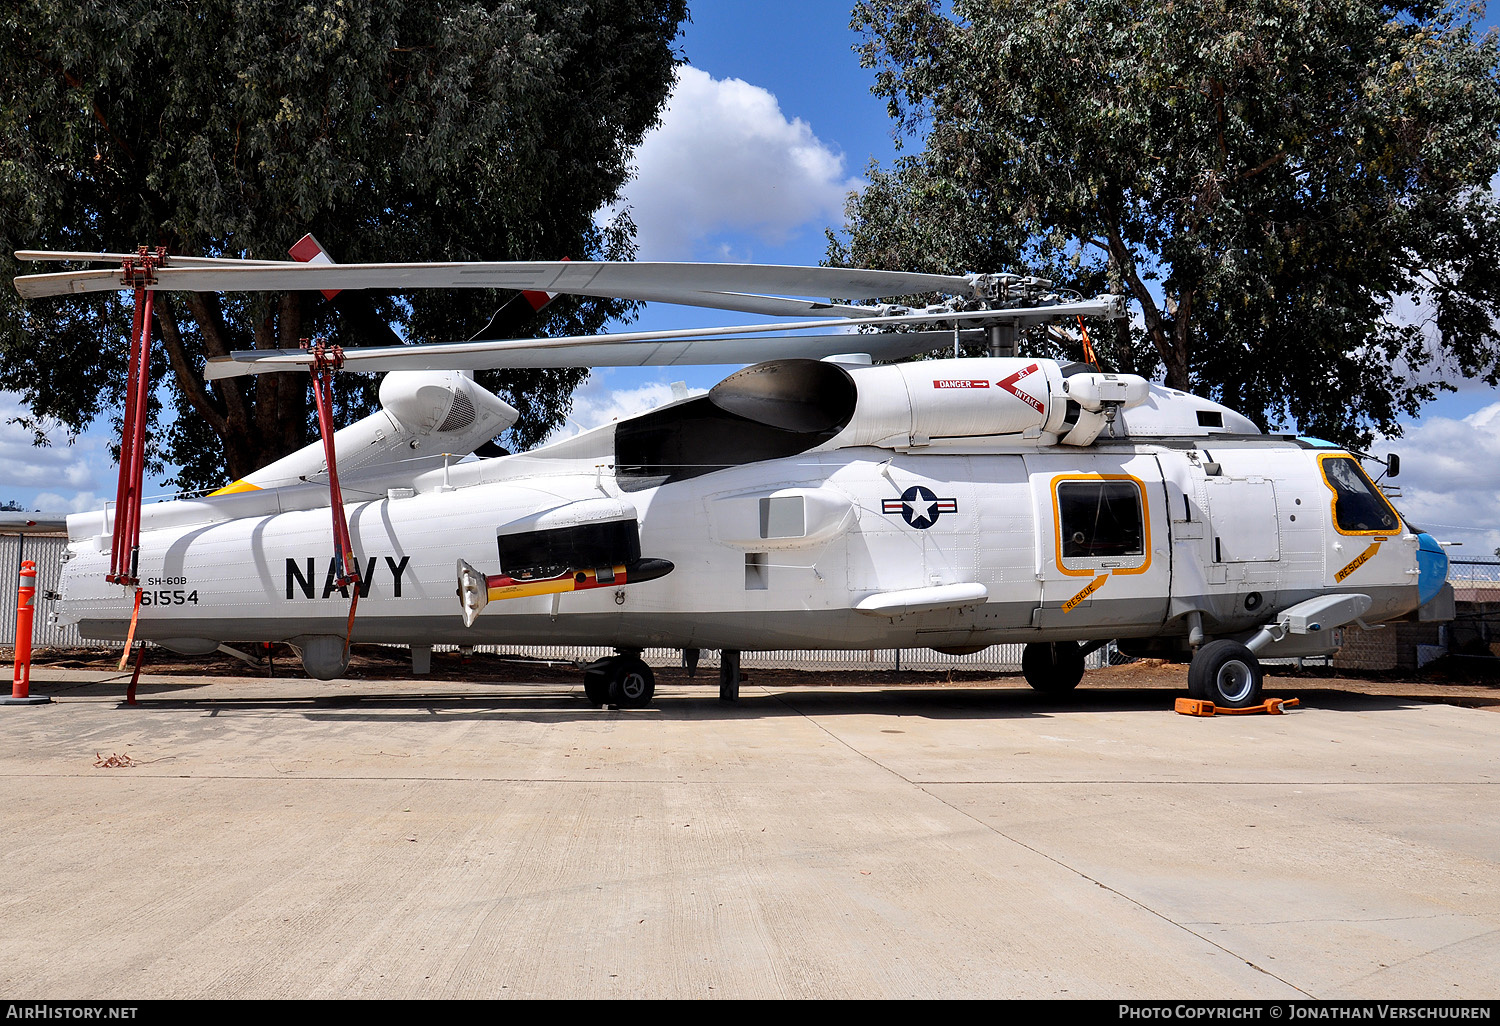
[829,358,1151,448]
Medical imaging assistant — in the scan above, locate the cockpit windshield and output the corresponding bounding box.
[1319,455,1401,534]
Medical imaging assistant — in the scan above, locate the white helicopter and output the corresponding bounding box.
[13,249,1451,708]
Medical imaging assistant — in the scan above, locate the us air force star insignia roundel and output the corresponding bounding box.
[881,486,959,529]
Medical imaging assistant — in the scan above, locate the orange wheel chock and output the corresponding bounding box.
[1174,697,1300,717]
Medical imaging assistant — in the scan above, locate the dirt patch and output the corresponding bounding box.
[11,644,1499,711]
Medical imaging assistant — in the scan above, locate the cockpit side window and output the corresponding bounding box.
[1319,455,1401,534]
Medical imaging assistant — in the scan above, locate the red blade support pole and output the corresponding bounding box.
[122,287,155,582]
[108,289,147,582]
[108,247,166,586]
[307,340,362,649]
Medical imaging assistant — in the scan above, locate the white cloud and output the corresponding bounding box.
[1383,402,1500,555]
[0,392,115,511]
[549,377,707,444]
[32,491,106,514]
[610,66,862,260]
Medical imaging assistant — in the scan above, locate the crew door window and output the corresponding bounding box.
[1054,476,1150,574]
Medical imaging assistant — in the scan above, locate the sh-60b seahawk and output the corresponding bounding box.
[12,249,1450,709]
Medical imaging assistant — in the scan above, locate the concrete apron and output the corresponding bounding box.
[1,672,1496,999]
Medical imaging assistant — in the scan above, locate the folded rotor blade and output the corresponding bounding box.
[202,295,1124,379]
[14,256,976,309]
[14,250,295,267]
[206,330,971,378]
[285,234,408,348]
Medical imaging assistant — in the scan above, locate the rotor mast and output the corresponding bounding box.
[958,272,1117,360]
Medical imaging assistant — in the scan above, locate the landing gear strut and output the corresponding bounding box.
[582,651,656,709]
[719,649,741,703]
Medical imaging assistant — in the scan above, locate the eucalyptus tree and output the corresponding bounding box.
[1,0,687,489]
[833,0,1500,444]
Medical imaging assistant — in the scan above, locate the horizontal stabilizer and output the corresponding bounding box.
[0,511,69,535]
[212,370,519,493]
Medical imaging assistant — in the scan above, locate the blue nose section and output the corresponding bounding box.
[1416,533,1448,606]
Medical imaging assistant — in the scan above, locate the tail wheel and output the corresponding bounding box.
[1022,641,1085,693]
[609,658,655,709]
[1188,640,1263,708]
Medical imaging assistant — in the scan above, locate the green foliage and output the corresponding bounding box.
[1,0,686,489]
[833,0,1500,445]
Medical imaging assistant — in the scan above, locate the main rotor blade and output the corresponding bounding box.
[14,250,296,267]
[208,331,973,377]
[591,290,876,319]
[15,257,976,309]
[203,297,1124,379]
[14,249,880,329]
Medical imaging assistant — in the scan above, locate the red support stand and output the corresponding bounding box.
[125,645,147,706]
[108,246,167,587]
[306,340,362,651]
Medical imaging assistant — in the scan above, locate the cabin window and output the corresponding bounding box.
[1055,478,1146,570]
[497,518,641,580]
[759,495,806,539]
[1319,456,1400,534]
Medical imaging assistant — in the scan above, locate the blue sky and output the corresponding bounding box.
[3,2,1499,555]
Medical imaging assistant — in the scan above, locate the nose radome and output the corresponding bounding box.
[1415,533,1448,607]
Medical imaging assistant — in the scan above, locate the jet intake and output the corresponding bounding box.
[707,360,858,432]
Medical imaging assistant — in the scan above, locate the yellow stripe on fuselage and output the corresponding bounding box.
[208,479,262,497]
[486,565,627,603]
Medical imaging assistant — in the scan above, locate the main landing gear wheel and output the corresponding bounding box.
[1188,640,1263,708]
[583,660,612,707]
[1022,641,1085,694]
[609,658,655,709]
[582,655,656,708]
